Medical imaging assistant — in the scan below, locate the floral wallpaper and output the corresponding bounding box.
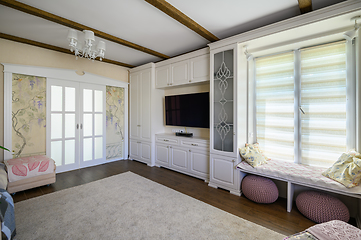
[12,73,46,158]
[106,86,125,160]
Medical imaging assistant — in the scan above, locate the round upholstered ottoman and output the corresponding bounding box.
[241,175,278,203]
[296,191,350,223]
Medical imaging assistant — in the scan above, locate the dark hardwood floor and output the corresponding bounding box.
[12,159,354,236]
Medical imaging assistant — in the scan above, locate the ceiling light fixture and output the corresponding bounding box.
[343,16,360,41]
[67,29,106,61]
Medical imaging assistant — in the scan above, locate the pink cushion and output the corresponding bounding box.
[296,191,350,223]
[241,175,278,203]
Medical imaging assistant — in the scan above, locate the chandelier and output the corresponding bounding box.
[67,29,106,61]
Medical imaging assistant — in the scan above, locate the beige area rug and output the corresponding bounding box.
[15,172,286,240]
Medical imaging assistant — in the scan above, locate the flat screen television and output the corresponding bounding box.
[165,92,209,128]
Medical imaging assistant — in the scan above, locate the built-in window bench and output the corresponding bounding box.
[236,160,361,226]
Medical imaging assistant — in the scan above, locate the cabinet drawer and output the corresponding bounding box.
[180,139,209,149]
[156,136,179,145]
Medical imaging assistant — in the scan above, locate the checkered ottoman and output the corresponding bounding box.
[296,191,349,223]
[241,175,278,203]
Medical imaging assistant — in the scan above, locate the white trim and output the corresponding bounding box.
[294,50,301,164]
[346,39,357,150]
[3,72,12,160]
[2,63,128,89]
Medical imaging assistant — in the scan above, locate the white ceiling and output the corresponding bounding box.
[0,0,347,67]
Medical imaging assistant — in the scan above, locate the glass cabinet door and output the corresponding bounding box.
[213,49,234,152]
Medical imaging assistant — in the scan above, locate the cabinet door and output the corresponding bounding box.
[155,65,171,88]
[140,142,151,164]
[189,150,209,178]
[140,70,151,140]
[212,49,235,156]
[210,155,237,190]
[129,72,140,139]
[171,60,189,86]
[170,146,188,171]
[190,55,209,83]
[155,144,170,166]
[129,139,140,159]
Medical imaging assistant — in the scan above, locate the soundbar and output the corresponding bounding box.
[175,132,193,137]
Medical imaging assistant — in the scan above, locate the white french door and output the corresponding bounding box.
[47,79,106,173]
[79,83,106,168]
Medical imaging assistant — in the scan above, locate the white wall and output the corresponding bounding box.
[0,38,129,162]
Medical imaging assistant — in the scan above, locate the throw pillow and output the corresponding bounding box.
[239,145,267,167]
[322,151,361,188]
[245,142,271,160]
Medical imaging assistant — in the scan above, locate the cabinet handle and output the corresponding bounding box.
[189,149,191,152]
[169,146,172,148]
[189,80,191,82]
[191,143,198,146]
[137,125,141,127]
[167,146,169,148]
[137,142,141,144]
[76,124,79,129]
[164,139,169,142]
[232,159,235,162]
[170,83,173,85]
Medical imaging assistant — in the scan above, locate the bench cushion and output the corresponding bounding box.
[237,159,361,195]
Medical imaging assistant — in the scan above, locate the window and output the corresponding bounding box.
[254,41,355,167]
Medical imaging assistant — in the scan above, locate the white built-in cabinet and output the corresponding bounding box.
[155,48,210,88]
[155,134,209,181]
[208,44,247,196]
[129,63,163,166]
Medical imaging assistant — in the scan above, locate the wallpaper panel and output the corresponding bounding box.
[106,86,125,160]
[12,73,46,158]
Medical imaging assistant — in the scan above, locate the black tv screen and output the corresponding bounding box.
[165,92,209,128]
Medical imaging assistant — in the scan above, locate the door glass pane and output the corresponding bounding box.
[51,86,62,111]
[65,114,75,138]
[51,114,62,139]
[65,87,76,112]
[83,89,93,112]
[94,90,103,112]
[83,114,93,137]
[95,137,103,159]
[213,50,234,152]
[51,140,62,166]
[83,138,93,161]
[95,114,103,135]
[65,140,75,164]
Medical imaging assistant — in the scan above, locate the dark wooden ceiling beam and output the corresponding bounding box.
[298,0,312,14]
[0,0,170,59]
[145,0,219,42]
[0,32,134,68]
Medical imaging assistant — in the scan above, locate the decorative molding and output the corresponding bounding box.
[0,33,134,68]
[298,0,312,14]
[0,0,169,60]
[208,0,361,50]
[144,0,219,42]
